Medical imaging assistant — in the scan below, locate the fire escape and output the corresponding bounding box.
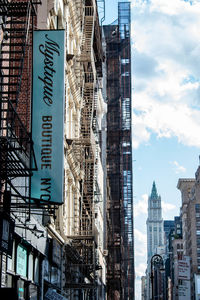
[104,2,134,299]
[65,0,101,297]
[0,0,40,215]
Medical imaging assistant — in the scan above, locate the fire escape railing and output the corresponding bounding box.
[65,3,100,297]
[0,0,40,205]
[0,1,41,180]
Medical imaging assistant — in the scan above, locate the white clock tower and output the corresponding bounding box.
[146,181,164,262]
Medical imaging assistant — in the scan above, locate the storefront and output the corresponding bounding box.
[6,238,42,300]
[43,238,62,296]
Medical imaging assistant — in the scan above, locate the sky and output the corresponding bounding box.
[104,0,200,299]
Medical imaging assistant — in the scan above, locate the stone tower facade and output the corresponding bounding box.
[147,181,164,262]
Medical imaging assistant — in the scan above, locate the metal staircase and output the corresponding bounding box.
[65,2,99,296]
[80,6,95,61]
[0,1,40,183]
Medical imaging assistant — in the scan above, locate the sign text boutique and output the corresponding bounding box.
[31,31,65,204]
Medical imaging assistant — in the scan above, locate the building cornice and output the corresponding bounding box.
[177,178,195,190]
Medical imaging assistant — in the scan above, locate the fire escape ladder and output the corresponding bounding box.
[0,1,35,104]
[81,73,95,140]
[80,72,96,238]
[80,5,95,61]
[0,1,39,179]
[92,87,98,135]
[65,2,97,293]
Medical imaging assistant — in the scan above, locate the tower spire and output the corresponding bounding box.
[147,181,164,263]
[150,181,158,199]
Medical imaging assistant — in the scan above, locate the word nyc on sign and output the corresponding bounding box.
[32,30,65,204]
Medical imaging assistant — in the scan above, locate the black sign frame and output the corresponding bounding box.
[0,212,15,256]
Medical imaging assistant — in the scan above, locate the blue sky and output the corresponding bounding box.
[104,0,200,299]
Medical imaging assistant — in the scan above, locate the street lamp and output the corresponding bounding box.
[150,254,165,300]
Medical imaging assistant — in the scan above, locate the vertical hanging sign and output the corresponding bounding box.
[32,30,65,204]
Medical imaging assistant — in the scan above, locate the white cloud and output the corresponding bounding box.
[131,3,200,298]
[134,228,147,274]
[135,262,147,278]
[132,0,200,149]
[171,160,186,173]
[134,194,177,218]
[134,194,148,217]
[162,201,176,212]
[135,228,147,243]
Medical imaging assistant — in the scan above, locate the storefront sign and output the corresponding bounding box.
[178,280,191,299]
[32,30,65,204]
[52,239,62,267]
[0,213,14,256]
[178,256,190,280]
[1,254,6,287]
[45,288,67,300]
[16,245,27,277]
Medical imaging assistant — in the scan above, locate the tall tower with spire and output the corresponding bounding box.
[146,181,164,262]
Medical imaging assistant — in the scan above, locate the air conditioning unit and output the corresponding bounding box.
[103,250,108,256]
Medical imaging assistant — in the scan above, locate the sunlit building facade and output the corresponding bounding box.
[0,0,106,299]
[178,166,200,299]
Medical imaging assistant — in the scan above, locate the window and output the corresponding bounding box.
[6,274,12,288]
[121,58,130,64]
[34,257,39,284]
[122,71,130,77]
[28,253,34,281]
[16,244,27,277]
[7,240,15,272]
[177,253,183,260]
[196,204,200,210]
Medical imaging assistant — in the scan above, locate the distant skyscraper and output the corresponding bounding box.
[146,181,164,262]
[164,220,175,240]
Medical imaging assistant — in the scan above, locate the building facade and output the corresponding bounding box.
[147,181,164,262]
[103,2,134,299]
[146,182,164,300]
[164,220,175,241]
[0,0,107,299]
[164,216,183,300]
[141,275,147,300]
[177,166,200,299]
